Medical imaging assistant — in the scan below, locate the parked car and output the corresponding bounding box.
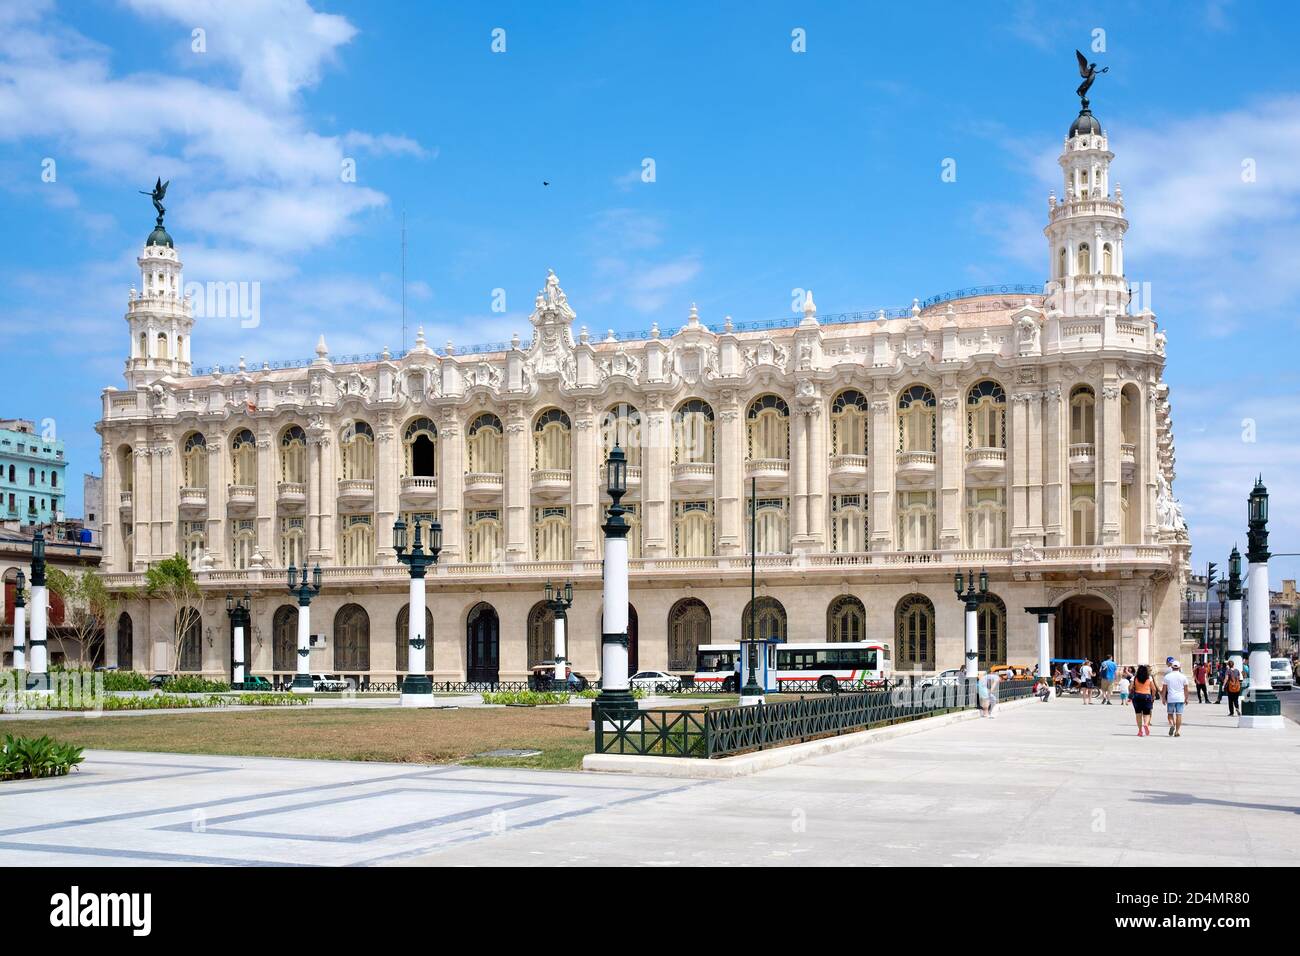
[312,674,350,692]
[529,663,589,692]
[629,670,683,693]
[148,674,173,689]
[1269,658,1293,690]
[917,668,964,689]
[989,665,1035,682]
[236,675,273,691]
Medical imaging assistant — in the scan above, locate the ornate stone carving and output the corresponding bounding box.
[743,339,788,371]
[598,350,641,383]
[335,371,373,400]
[1155,472,1188,536]
[1015,313,1041,355]
[526,270,578,386]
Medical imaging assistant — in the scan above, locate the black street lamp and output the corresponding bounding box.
[594,445,637,723]
[11,570,26,672]
[225,591,252,685]
[28,531,49,688]
[394,517,442,705]
[954,568,990,678]
[286,563,323,693]
[1242,477,1281,725]
[545,579,574,690]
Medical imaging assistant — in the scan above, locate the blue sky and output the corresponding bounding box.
[3,0,1300,582]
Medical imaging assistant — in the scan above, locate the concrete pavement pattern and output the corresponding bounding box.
[1,696,1296,866]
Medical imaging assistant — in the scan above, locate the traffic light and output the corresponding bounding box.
[1206,561,1218,594]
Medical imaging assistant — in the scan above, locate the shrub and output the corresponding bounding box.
[158,675,231,694]
[1,735,85,781]
[14,692,229,712]
[232,693,311,706]
[481,690,571,706]
[102,671,153,691]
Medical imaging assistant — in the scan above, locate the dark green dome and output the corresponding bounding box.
[146,224,173,247]
[1069,108,1102,138]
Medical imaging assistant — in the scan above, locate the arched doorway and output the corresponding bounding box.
[396,603,435,673]
[1056,594,1115,664]
[272,605,298,674]
[668,598,709,672]
[741,597,786,642]
[333,604,371,672]
[527,601,555,666]
[467,602,499,683]
[116,612,133,671]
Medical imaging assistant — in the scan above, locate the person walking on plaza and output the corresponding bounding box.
[1079,659,1095,704]
[1214,660,1227,704]
[1098,654,1117,704]
[1193,660,1209,703]
[1223,661,1243,716]
[1161,660,1191,737]
[1117,670,1130,706]
[1130,665,1156,736]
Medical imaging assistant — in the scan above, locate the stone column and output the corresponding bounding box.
[805,399,827,549]
[504,402,530,561]
[642,395,670,558]
[374,413,398,564]
[939,392,963,549]
[207,440,227,568]
[790,405,809,546]
[318,427,337,562]
[1042,384,1065,546]
[438,407,464,563]
[715,390,743,556]
[1099,380,1122,544]
[306,431,324,561]
[255,429,275,561]
[571,398,599,559]
[869,396,894,550]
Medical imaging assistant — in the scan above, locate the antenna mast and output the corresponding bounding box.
[400,210,407,352]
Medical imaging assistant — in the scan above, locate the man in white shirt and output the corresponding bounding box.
[1078,660,1094,704]
[1161,660,1191,737]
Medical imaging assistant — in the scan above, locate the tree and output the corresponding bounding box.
[140,554,202,673]
[46,567,118,669]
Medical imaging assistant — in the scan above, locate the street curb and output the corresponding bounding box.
[582,695,1038,778]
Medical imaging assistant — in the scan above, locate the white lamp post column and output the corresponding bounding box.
[28,532,49,691]
[11,571,25,672]
[955,569,989,680]
[226,592,250,686]
[546,580,573,690]
[594,446,637,724]
[394,518,440,707]
[287,564,322,693]
[1240,478,1282,729]
[1025,606,1057,699]
[1226,546,1244,672]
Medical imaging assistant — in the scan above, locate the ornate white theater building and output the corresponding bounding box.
[97,99,1190,684]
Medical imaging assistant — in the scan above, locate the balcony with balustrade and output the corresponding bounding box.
[119,490,133,515]
[400,474,438,505]
[744,457,789,491]
[336,478,374,510]
[463,471,504,500]
[895,450,937,483]
[277,481,306,510]
[671,461,715,491]
[1120,442,1136,482]
[530,468,572,500]
[1069,442,1096,480]
[227,484,257,512]
[964,447,1007,481]
[178,486,208,515]
[828,453,869,492]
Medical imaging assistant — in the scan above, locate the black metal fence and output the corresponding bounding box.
[595,679,990,759]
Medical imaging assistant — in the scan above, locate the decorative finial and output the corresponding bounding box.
[315,335,328,359]
[605,329,617,342]
[911,298,921,318]
[238,355,246,371]
[579,325,589,344]
[381,345,390,360]
[511,331,521,349]
[803,289,816,316]
[651,321,660,339]
[724,315,733,332]
[876,309,887,323]
[139,177,169,226]
[445,339,455,355]
[414,325,426,349]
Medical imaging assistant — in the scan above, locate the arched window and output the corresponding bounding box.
[830,494,868,553]
[28,467,34,486]
[230,519,256,569]
[280,426,306,483]
[50,472,57,488]
[465,509,502,564]
[116,612,133,671]
[978,594,1007,669]
[157,332,169,360]
[272,605,298,672]
[897,490,936,550]
[526,601,555,666]
[1120,385,1138,447]
[279,516,304,568]
[1102,242,1114,275]
[395,604,435,673]
[748,497,788,554]
[533,506,571,561]
[746,394,789,460]
[668,598,710,671]
[602,403,642,466]
[742,596,787,642]
[966,380,1006,449]
[533,408,571,470]
[230,428,257,486]
[182,520,206,566]
[339,515,374,566]
[118,446,133,493]
[895,594,935,670]
[897,385,936,452]
[176,608,202,672]
[181,432,207,487]
[402,417,438,477]
[138,332,147,358]
[466,413,503,474]
[830,390,869,457]
[827,595,866,643]
[1057,246,1067,278]
[339,421,374,480]
[6,464,12,482]
[1071,486,1097,546]
[672,501,714,557]
[1077,242,1091,273]
[333,604,370,671]
[672,399,714,464]
[966,488,1007,548]
[1069,386,1096,445]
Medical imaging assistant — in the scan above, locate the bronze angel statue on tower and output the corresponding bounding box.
[140,177,169,225]
[1075,49,1108,107]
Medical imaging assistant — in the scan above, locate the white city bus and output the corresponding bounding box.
[693,641,892,692]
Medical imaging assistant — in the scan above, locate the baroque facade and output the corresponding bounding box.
[97,101,1190,682]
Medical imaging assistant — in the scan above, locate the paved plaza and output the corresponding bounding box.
[1,695,1296,866]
